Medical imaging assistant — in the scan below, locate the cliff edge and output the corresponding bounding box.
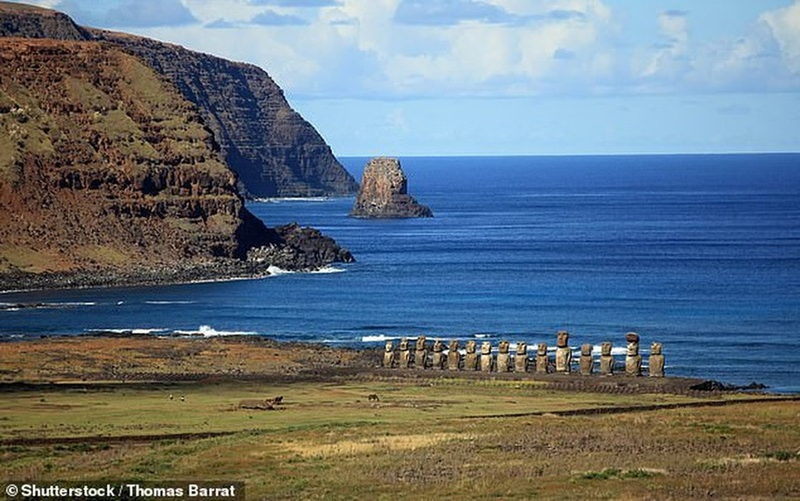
[0,38,352,291]
[0,1,358,198]
[350,158,433,219]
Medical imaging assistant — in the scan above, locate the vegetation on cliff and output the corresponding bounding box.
[0,38,351,289]
[0,0,358,198]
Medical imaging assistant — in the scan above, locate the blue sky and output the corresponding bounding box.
[12,0,800,156]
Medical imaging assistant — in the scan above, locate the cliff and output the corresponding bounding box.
[0,1,358,198]
[350,157,433,218]
[0,38,352,290]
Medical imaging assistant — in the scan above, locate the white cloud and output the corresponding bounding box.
[760,0,800,74]
[6,0,799,99]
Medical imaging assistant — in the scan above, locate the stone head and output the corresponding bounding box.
[433,339,444,352]
[480,341,492,355]
[399,338,409,351]
[516,341,527,355]
[466,340,477,353]
[498,341,510,353]
[601,342,612,356]
[650,342,662,355]
[627,342,639,356]
[449,339,459,352]
[415,336,427,351]
[557,330,569,348]
[537,343,547,356]
[581,343,592,357]
[384,340,394,352]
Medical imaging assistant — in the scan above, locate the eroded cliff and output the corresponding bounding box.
[0,38,352,289]
[0,1,358,198]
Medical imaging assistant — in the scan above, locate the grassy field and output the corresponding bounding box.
[2,378,799,499]
[1,336,799,499]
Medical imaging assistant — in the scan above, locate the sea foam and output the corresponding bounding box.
[174,325,257,337]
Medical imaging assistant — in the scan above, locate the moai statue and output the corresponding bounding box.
[535,343,549,374]
[649,342,665,377]
[480,341,494,372]
[399,338,412,369]
[625,332,642,376]
[447,340,461,371]
[579,343,594,376]
[414,335,428,369]
[431,339,445,369]
[464,340,479,371]
[515,341,528,373]
[382,340,396,368]
[555,330,572,373]
[496,341,511,372]
[599,342,614,376]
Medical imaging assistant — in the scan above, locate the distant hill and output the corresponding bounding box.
[0,1,358,198]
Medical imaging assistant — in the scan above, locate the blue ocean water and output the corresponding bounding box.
[2,155,799,392]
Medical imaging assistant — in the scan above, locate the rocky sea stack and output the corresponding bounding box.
[350,158,433,219]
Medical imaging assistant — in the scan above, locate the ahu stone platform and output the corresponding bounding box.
[380,331,666,378]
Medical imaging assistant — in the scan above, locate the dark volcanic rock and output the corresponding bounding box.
[350,157,433,219]
[0,1,358,198]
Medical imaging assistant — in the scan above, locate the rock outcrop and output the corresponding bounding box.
[0,1,358,198]
[350,157,433,218]
[0,38,352,290]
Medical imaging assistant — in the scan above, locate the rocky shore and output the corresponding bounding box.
[0,223,354,292]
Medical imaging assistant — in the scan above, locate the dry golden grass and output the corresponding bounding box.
[1,336,799,499]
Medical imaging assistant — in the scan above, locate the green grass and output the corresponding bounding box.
[1,379,798,500]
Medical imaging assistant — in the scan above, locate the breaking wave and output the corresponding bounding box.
[174,325,257,337]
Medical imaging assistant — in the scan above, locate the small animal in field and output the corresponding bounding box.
[239,399,275,410]
[272,395,284,405]
[180,395,185,402]
[367,394,380,402]
[169,394,173,400]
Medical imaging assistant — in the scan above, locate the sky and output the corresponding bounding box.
[10,0,800,156]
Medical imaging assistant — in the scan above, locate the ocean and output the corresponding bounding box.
[2,154,799,392]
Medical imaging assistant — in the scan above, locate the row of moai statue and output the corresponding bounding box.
[382,331,665,377]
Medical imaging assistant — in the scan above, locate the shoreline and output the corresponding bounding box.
[0,259,274,295]
[0,334,780,396]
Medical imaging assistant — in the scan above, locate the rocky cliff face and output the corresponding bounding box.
[90,29,359,198]
[0,38,352,289]
[0,1,87,40]
[350,158,433,218]
[0,1,358,198]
